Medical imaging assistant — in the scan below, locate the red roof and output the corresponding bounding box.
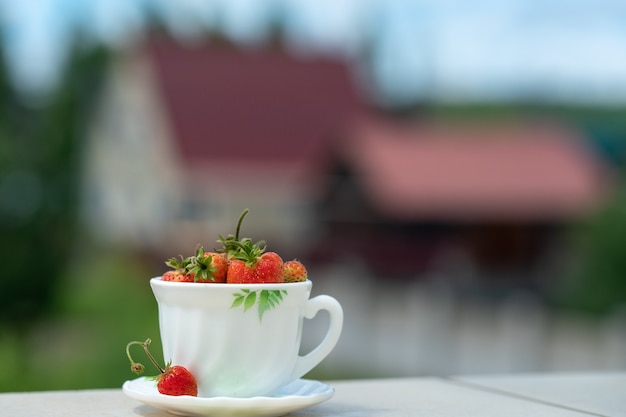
[142,38,610,222]
[343,118,611,221]
[145,37,363,169]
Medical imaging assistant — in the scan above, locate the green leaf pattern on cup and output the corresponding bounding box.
[231,289,288,321]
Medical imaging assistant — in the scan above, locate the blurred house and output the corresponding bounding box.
[83,36,612,287]
[83,36,364,258]
[315,118,611,290]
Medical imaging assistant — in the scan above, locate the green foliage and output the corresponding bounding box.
[0,247,161,392]
[556,187,626,315]
[0,43,110,331]
[551,113,626,316]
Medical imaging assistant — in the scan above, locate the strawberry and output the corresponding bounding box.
[283,260,307,282]
[189,246,228,283]
[156,365,198,397]
[162,256,194,282]
[202,251,228,283]
[126,338,198,397]
[162,246,228,283]
[227,238,284,283]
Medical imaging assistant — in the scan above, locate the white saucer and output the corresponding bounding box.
[122,377,334,417]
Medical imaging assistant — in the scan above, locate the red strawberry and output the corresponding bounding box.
[189,246,228,283]
[202,252,228,283]
[162,246,228,283]
[162,256,194,282]
[156,365,198,396]
[126,338,198,397]
[283,260,307,282]
[226,238,284,283]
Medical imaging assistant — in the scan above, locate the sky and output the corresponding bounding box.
[1,0,626,106]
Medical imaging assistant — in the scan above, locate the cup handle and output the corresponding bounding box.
[291,295,343,380]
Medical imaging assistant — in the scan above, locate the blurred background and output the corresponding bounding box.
[1,0,626,392]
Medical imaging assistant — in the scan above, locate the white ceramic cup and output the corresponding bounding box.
[150,277,343,398]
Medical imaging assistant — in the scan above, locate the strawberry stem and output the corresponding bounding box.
[235,208,249,241]
[216,209,251,258]
[126,338,166,375]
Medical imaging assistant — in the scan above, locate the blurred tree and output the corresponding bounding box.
[563,196,626,314]
[557,144,626,315]
[0,43,109,336]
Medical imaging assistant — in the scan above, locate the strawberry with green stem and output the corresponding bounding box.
[126,338,198,397]
[227,238,284,284]
[162,255,194,282]
[217,209,285,283]
[190,245,228,283]
[162,245,227,283]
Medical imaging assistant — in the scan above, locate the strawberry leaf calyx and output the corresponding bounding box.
[188,245,217,282]
[216,234,239,259]
[165,255,192,272]
[232,237,266,267]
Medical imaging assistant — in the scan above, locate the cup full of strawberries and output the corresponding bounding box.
[126,209,343,398]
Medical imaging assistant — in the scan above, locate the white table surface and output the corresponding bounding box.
[450,372,626,417]
[1,372,624,417]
